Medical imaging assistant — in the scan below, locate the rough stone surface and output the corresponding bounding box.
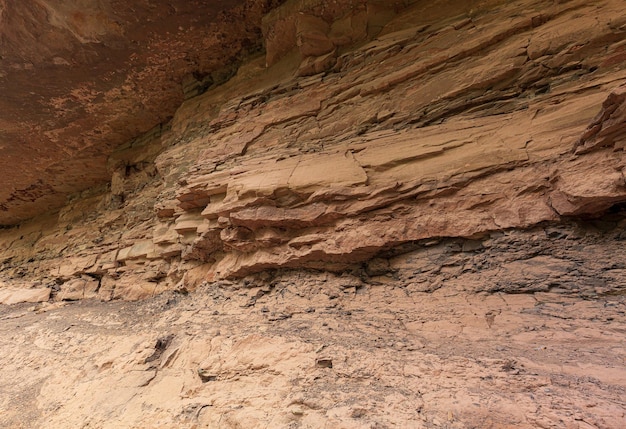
[0,0,626,427]
[3,0,624,288]
[1,222,626,427]
[0,0,280,224]
[0,285,50,305]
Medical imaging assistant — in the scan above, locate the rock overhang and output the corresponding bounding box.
[0,0,625,290]
[0,0,274,225]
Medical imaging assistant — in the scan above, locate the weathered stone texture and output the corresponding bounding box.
[1,220,626,428]
[0,0,625,299]
[0,0,279,224]
[0,1,625,426]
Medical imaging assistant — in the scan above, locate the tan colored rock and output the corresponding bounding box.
[0,1,625,427]
[329,10,368,46]
[111,277,159,301]
[116,240,156,262]
[1,0,625,288]
[174,212,206,234]
[2,241,626,427]
[0,287,50,305]
[575,83,626,154]
[152,243,183,259]
[57,255,98,278]
[57,276,100,301]
[152,224,179,245]
[296,14,333,57]
[297,49,337,76]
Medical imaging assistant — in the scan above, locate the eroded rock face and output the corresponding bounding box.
[1,220,626,428]
[0,0,625,427]
[0,0,280,224]
[151,0,626,280]
[0,0,625,300]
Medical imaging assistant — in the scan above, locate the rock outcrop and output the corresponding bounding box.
[1,0,625,299]
[1,240,625,427]
[0,0,626,427]
[0,0,277,224]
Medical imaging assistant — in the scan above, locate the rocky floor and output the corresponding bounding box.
[1,220,625,429]
[1,1,626,427]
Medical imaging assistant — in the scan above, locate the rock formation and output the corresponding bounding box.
[0,0,625,427]
[0,0,276,224]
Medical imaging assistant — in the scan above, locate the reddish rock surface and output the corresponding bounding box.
[0,0,277,224]
[0,0,625,427]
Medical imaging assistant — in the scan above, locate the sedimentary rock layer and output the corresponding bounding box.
[2,0,624,301]
[1,220,625,427]
[0,0,625,427]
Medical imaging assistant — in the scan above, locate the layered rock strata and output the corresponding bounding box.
[1,219,625,427]
[1,0,624,302]
[1,0,626,427]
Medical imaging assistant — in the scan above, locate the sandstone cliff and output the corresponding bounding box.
[0,0,625,428]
